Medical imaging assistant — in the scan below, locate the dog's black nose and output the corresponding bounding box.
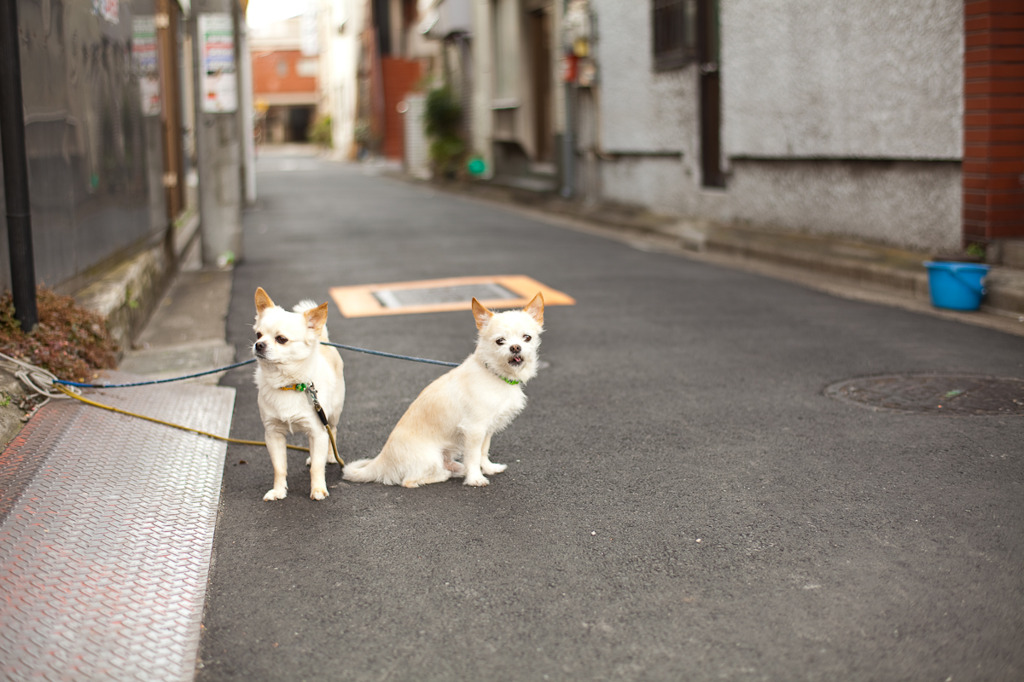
[509,344,521,354]
[255,341,265,354]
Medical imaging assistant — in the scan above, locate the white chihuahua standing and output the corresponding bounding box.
[344,293,545,488]
[252,287,345,501]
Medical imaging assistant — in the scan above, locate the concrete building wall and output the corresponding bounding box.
[584,0,964,252]
[586,0,722,217]
[591,1,697,159]
[727,160,962,248]
[723,0,962,160]
[323,0,367,158]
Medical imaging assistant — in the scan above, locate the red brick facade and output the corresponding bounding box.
[251,49,317,99]
[380,58,423,160]
[963,1,1024,245]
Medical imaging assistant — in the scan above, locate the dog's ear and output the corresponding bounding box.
[255,287,275,314]
[523,292,544,326]
[305,302,329,332]
[471,297,493,330]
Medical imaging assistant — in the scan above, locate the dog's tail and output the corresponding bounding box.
[341,456,390,484]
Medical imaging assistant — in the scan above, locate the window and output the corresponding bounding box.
[652,0,697,71]
[296,59,319,78]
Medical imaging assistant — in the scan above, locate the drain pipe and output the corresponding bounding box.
[0,0,38,332]
[560,0,574,199]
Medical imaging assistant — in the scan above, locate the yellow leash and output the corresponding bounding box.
[53,384,345,463]
[326,425,342,466]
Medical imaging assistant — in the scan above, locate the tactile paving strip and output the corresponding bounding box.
[0,377,235,681]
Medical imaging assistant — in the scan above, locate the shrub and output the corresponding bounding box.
[424,86,465,178]
[308,115,333,148]
[0,287,119,382]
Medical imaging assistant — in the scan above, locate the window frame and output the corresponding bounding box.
[652,0,697,72]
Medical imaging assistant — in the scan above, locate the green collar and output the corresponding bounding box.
[280,383,309,392]
[482,359,521,386]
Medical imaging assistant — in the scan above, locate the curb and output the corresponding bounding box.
[73,212,201,354]
[0,372,26,451]
[414,175,1024,320]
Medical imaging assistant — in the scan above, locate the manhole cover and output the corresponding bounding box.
[825,374,1024,415]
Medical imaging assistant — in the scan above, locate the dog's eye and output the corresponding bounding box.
[275,335,288,344]
[496,338,505,346]
[255,332,262,339]
[523,335,532,342]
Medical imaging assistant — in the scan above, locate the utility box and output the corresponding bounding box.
[402,93,430,180]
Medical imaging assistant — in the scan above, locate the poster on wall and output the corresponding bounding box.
[199,13,237,113]
[132,16,161,116]
[93,0,119,24]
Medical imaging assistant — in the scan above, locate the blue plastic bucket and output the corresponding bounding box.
[923,261,990,311]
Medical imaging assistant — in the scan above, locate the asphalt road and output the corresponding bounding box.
[196,148,1024,681]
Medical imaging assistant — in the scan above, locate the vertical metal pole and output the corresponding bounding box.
[561,79,574,198]
[237,13,257,206]
[0,0,38,331]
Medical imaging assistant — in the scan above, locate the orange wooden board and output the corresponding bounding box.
[329,275,575,318]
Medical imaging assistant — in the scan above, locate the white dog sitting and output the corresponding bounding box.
[344,293,545,488]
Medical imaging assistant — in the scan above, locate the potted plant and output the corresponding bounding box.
[424,86,465,179]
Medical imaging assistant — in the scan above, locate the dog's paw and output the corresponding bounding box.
[463,474,490,487]
[310,487,329,500]
[263,488,287,501]
[481,461,507,475]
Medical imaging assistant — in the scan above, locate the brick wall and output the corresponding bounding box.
[963,1,1024,245]
[251,49,317,96]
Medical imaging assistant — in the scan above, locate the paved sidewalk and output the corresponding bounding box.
[0,375,234,681]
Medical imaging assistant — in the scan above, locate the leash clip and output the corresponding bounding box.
[304,382,330,427]
[302,381,343,467]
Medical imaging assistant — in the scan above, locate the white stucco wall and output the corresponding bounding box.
[323,0,367,158]
[582,0,963,251]
[728,160,962,249]
[590,0,698,156]
[722,0,963,160]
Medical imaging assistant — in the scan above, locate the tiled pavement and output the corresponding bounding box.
[0,374,235,681]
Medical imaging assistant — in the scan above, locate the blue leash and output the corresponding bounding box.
[54,341,459,389]
[322,341,459,369]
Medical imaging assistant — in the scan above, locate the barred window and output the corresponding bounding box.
[652,0,697,71]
